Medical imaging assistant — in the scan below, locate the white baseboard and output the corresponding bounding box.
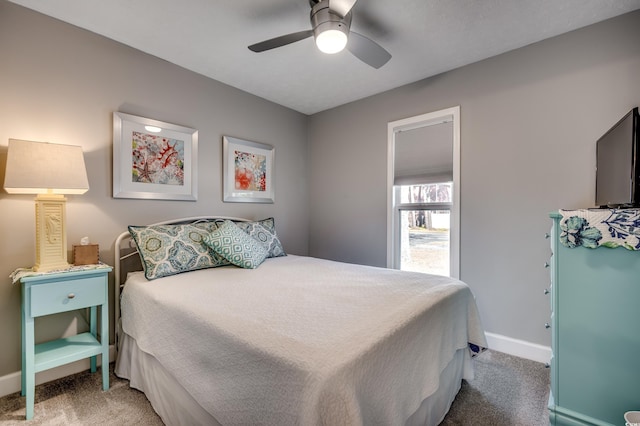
[0,345,116,398]
[485,332,551,364]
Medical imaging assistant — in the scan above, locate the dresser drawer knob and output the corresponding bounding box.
[545,323,551,329]
[544,262,550,268]
[545,363,550,368]
[544,288,550,295]
[544,233,550,239]
[67,293,75,299]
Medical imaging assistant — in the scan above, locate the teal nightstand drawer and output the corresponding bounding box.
[30,276,105,317]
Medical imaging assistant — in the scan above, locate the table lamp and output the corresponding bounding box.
[4,139,89,272]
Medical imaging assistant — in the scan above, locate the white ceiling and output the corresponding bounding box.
[9,0,640,115]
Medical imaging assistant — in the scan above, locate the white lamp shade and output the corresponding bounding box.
[4,139,89,195]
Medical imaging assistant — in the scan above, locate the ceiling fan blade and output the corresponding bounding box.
[347,31,391,69]
[248,30,313,52]
[328,0,358,18]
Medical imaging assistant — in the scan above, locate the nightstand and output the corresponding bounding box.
[19,266,111,420]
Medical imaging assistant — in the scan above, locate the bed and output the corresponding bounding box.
[113,216,487,426]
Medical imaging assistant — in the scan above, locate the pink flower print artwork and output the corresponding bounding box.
[234,150,266,192]
[132,131,185,185]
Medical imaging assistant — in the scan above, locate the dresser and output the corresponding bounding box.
[548,210,640,426]
[19,266,111,420]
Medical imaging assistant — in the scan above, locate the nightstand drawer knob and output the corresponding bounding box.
[544,233,550,239]
[67,293,76,299]
[544,262,550,268]
[545,323,551,329]
[544,288,550,295]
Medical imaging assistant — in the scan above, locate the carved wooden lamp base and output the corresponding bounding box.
[33,194,70,272]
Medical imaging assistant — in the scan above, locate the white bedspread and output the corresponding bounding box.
[120,255,486,426]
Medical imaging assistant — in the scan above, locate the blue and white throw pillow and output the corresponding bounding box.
[204,220,268,269]
[129,223,230,280]
[235,217,286,258]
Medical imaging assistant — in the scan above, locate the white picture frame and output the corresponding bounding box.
[113,112,198,201]
[223,136,274,203]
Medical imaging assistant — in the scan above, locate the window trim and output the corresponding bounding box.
[387,106,460,279]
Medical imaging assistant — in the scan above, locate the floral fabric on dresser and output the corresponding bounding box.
[559,209,640,250]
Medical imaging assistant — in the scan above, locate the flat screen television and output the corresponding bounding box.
[595,107,640,208]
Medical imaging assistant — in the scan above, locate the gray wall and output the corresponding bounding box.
[0,1,309,378]
[2,0,639,382]
[308,11,640,347]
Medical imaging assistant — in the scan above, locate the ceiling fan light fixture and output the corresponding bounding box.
[311,2,350,55]
[316,28,348,54]
[248,0,391,68]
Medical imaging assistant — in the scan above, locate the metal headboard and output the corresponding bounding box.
[114,216,249,351]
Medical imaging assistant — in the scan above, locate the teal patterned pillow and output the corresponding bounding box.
[235,217,286,258]
[129,223,230,280]
[203,220,268,269]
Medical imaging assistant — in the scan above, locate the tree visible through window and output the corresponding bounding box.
[399,183,452,276]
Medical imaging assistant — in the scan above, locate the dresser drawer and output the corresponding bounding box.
[30,276,105,317]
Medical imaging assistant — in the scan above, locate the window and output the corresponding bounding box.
[397,183,452,276]
[387,106,460,278]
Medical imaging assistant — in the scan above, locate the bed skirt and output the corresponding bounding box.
[115,332,471,426]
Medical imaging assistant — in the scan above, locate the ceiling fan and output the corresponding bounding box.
[248,0,391,69]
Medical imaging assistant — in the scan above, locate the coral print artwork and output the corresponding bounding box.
[234,150,266,192]
[132,131,185,185]
[222,135,273,203]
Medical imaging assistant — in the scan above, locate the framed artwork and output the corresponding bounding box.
[223,136,274,203]
[113,112,198,201]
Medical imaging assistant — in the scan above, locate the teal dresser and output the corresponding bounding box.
[548,210,640,426]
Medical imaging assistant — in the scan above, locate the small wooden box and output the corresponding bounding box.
[73,244,99,266]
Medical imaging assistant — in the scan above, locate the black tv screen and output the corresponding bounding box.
[595,107,640,208]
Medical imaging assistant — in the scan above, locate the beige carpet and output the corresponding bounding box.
[0,350,549,425]
[0,367,162,425]
[441,350,550,425]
